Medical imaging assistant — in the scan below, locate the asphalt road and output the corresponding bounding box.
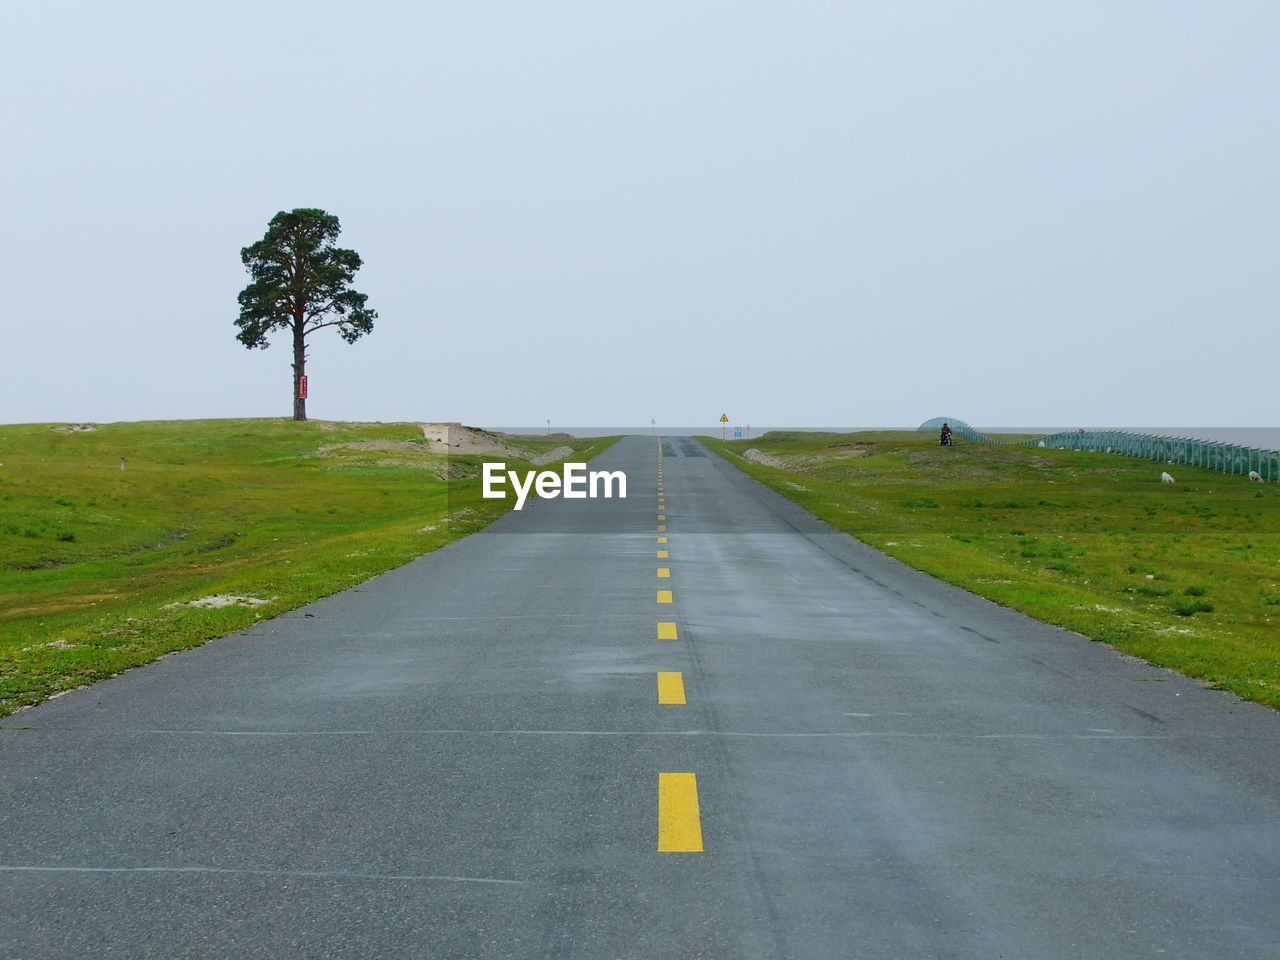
[3,435,1280,958]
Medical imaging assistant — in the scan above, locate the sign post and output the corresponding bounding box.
[720,413,729,439]
[298,375,308,400]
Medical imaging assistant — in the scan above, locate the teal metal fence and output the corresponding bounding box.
[917,419,1280,482]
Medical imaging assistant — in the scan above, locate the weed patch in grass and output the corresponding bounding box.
[1045,561,1084,575]
[1174,599,1215,617]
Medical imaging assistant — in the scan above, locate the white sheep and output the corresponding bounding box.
[1161,472,1175,484]
[1249,470,1263,482]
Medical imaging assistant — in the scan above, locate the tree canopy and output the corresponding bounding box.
[236,208,376,348]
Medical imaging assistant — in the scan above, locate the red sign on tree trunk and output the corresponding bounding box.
[298,375,308,399]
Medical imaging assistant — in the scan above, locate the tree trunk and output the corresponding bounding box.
[292,323,307,421]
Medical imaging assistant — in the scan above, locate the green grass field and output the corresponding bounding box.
[0,419,615,717]
[705,431,1280,710]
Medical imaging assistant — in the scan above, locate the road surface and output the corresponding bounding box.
[3,435,1279,958]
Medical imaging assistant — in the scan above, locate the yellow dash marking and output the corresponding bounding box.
[658,525,666,532]
[657,536,667,543]
[658,773,703,852]
[657,621,678,640]
[657,567,670,578]
[657,550,668,559]
[658,514,666,521]
[657,590,673,604]
[657,672,686,705]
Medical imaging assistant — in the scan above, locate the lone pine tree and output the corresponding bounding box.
[235,209,377,421]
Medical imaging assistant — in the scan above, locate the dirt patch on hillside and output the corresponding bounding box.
[421,423,528,457]
[420,424,574,465]
[51,423,98,433]
[743,448,787,467]
[314,425,575,469]
[165,595,272,610]
[742,443,874,470]
[529,445,574,465]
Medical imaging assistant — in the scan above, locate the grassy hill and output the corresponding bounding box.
[0,419,614,716]
[705,430,1280,710]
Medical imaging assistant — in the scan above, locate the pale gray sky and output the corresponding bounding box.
[2,1,1276,428]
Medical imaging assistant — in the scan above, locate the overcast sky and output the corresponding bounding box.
[2,1,1276,429]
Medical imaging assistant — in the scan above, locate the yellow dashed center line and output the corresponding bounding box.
[657,672,686,705]
[658,773,704,852]
[654,443,700,852]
